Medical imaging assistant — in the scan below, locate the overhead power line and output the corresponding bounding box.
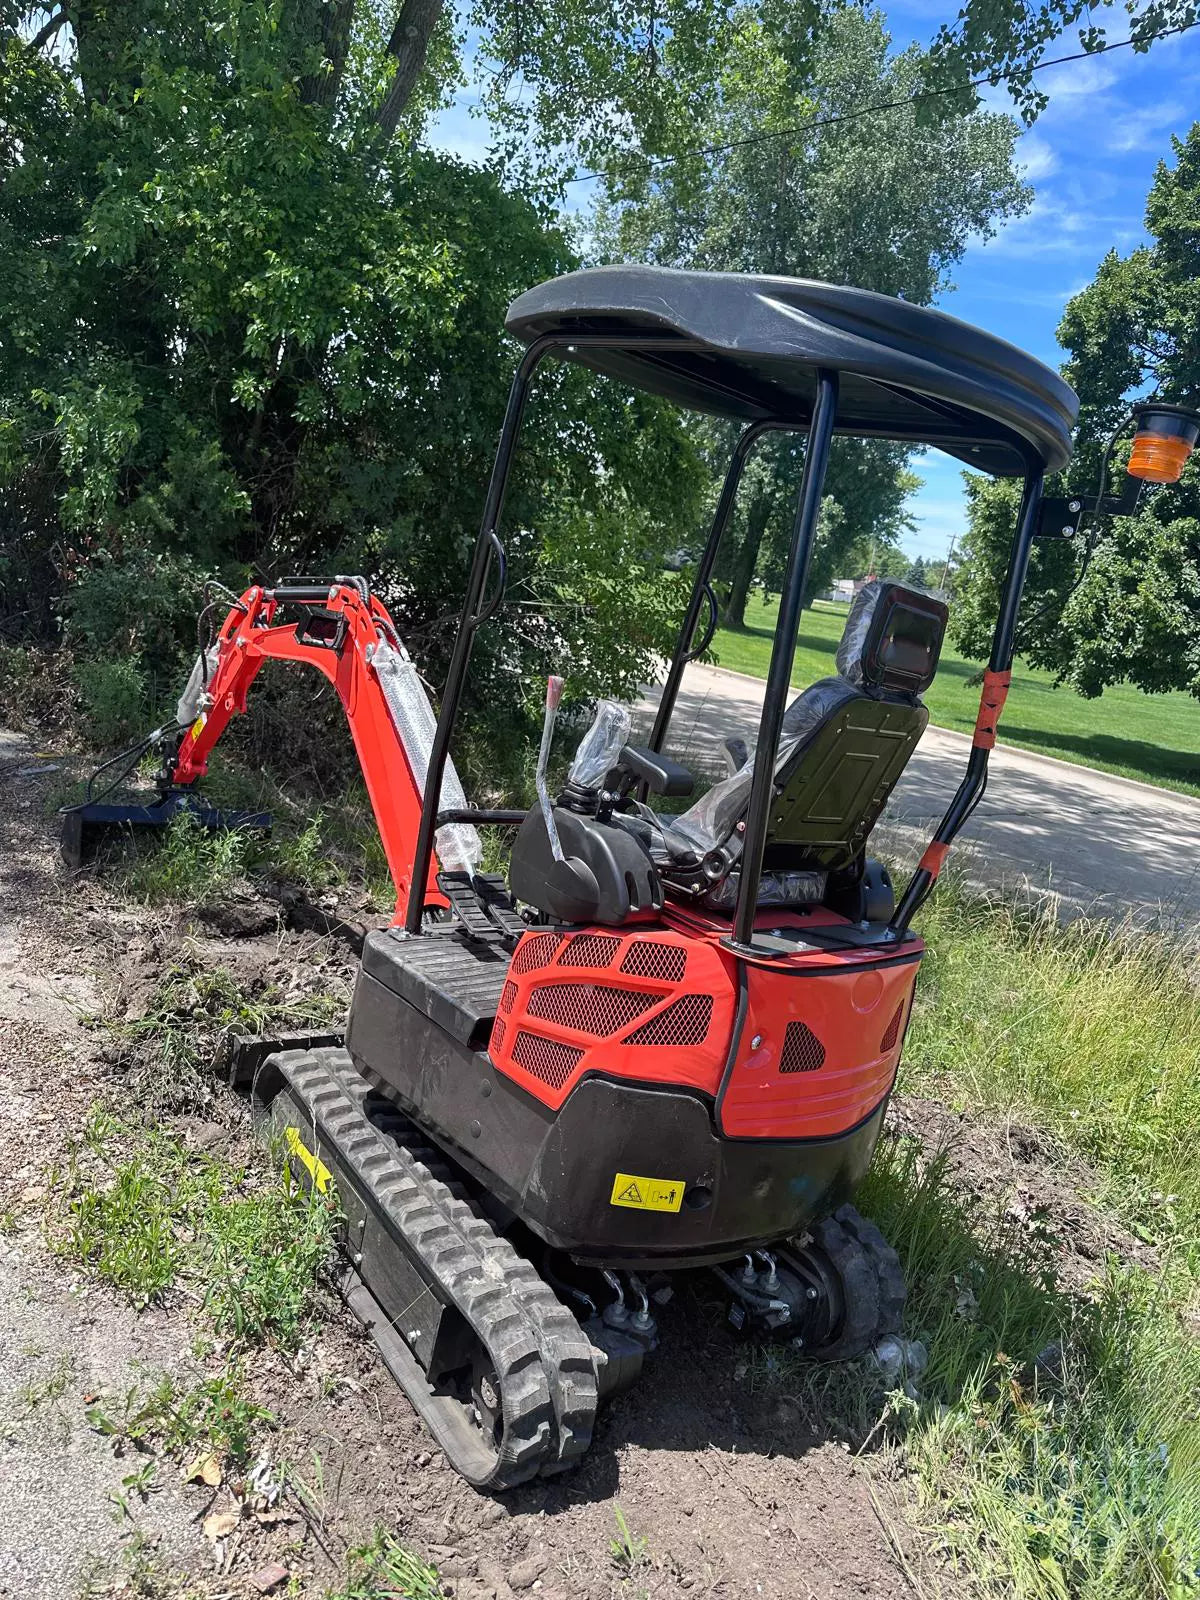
[567,17,1200,186]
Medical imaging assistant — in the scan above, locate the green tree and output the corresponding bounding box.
[0,0,706,725]
[952,125,1200,699]
[592,6,1028,626]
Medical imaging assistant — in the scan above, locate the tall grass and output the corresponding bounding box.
[860,1143,1200,1600]
[855,881,1200,1599]
[909,881,1200,1252]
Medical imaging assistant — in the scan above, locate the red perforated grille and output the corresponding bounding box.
[779,1022,826,1074]
[511,932,561,975]
[526,983,656,1036]
[510,1031,584,1090]
[500,980,517,1015]
[558,933,621,969]
[624,994,712,1046]
[490,1018,506,1052]
[619,941,687,983]
[880,1001,905,1053]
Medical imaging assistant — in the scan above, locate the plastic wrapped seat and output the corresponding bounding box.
[653,581,948,897]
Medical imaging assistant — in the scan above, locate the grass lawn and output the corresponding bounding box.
[712,595,1200,796]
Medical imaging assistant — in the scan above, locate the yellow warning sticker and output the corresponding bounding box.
[190,712,207,740]
[609,1172,684,1213]
[285,1125,332,1194]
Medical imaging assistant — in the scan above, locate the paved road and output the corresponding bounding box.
[635,663,1200,931]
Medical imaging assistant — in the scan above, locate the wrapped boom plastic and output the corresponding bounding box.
[174,647,221,729]
[372,638,482,876]
[568,700,631,789]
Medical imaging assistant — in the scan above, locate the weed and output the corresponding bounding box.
[64,1145,184,1305]
[609,1504,649,1571]
[18,1351,76,1443]
[19,1350,75,1412]
[108,1458,157,1523]
[78,1527,204,1599]
[910,883,1200,1257]
[284,1450,333,1537]
[59,1109,338,1346]
[118,812,253,906]
[103,955,344,1114]
[328,1530,447,1600]
[74,657,149,746]
[86,1367,272,1467]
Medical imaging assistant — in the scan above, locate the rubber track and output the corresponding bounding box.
[837,1206,907,1339]
[271,1048,596,1482]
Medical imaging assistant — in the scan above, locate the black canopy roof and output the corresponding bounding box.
[505,266,1078,475]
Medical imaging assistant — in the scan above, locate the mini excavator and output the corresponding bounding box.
[64,267,1200,1488]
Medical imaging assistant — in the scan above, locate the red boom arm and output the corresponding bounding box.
[169,582,446,923]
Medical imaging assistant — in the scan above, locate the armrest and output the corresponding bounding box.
[617,744,695,798]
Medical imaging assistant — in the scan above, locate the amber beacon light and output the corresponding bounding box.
[1127,404,1200,483]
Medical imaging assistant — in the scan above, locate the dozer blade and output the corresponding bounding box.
[253,1046,598,1489]
[60,792,272,870]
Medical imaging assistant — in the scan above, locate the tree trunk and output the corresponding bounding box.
[377,0,445,134]
[722,495,772,629]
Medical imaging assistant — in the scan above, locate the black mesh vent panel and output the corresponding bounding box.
[558,933,621,969]
[526,984,656,1036]
[779,1022,826,1074]
[490,1018,505,1052]
[619,942,687,983]
[511,932,562,975]
[624,994,713,1047]
[500,980,517,1015]
[510,1031,584,1090]
[880,1001,904,1053]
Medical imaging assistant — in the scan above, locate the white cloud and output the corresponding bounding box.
[1105,100,1189,152]
[1016,132,1059,180]
[1036,53,1121,101]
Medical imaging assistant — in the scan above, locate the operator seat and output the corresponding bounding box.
[652,580,948,909]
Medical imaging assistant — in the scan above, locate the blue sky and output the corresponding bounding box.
[430,13,1200,563]
[886,9,1200,561]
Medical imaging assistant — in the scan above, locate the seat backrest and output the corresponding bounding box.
[763,687,927,871]
[663,580,947,876]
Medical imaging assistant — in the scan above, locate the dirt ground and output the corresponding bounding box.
[0,730,1129,1600]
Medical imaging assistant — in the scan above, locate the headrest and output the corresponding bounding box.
[835,580,948,696]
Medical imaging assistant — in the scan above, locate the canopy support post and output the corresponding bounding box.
[889,465,1045,938]
[729,372,839,952]
[645,420,793,768]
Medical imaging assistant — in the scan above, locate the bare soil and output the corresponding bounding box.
[0,730,1137,1600]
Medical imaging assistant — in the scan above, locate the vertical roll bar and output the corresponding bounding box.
[403,338,554,931]
[403,333,705,932]
[731,371,840,950]
[645,419,793,762]
[888,464,1045,937]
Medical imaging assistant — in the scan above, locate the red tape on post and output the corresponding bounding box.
[918,841,950,879]
[972,668,1012,750]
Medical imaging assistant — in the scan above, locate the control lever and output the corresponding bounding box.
[535,675,565,862]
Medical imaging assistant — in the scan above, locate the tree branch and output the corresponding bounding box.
[28,8,67,52]
[377,0,445,135]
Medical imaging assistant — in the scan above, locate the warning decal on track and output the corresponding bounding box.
[609,1172,684,1213]
[285,1125,333,1194]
